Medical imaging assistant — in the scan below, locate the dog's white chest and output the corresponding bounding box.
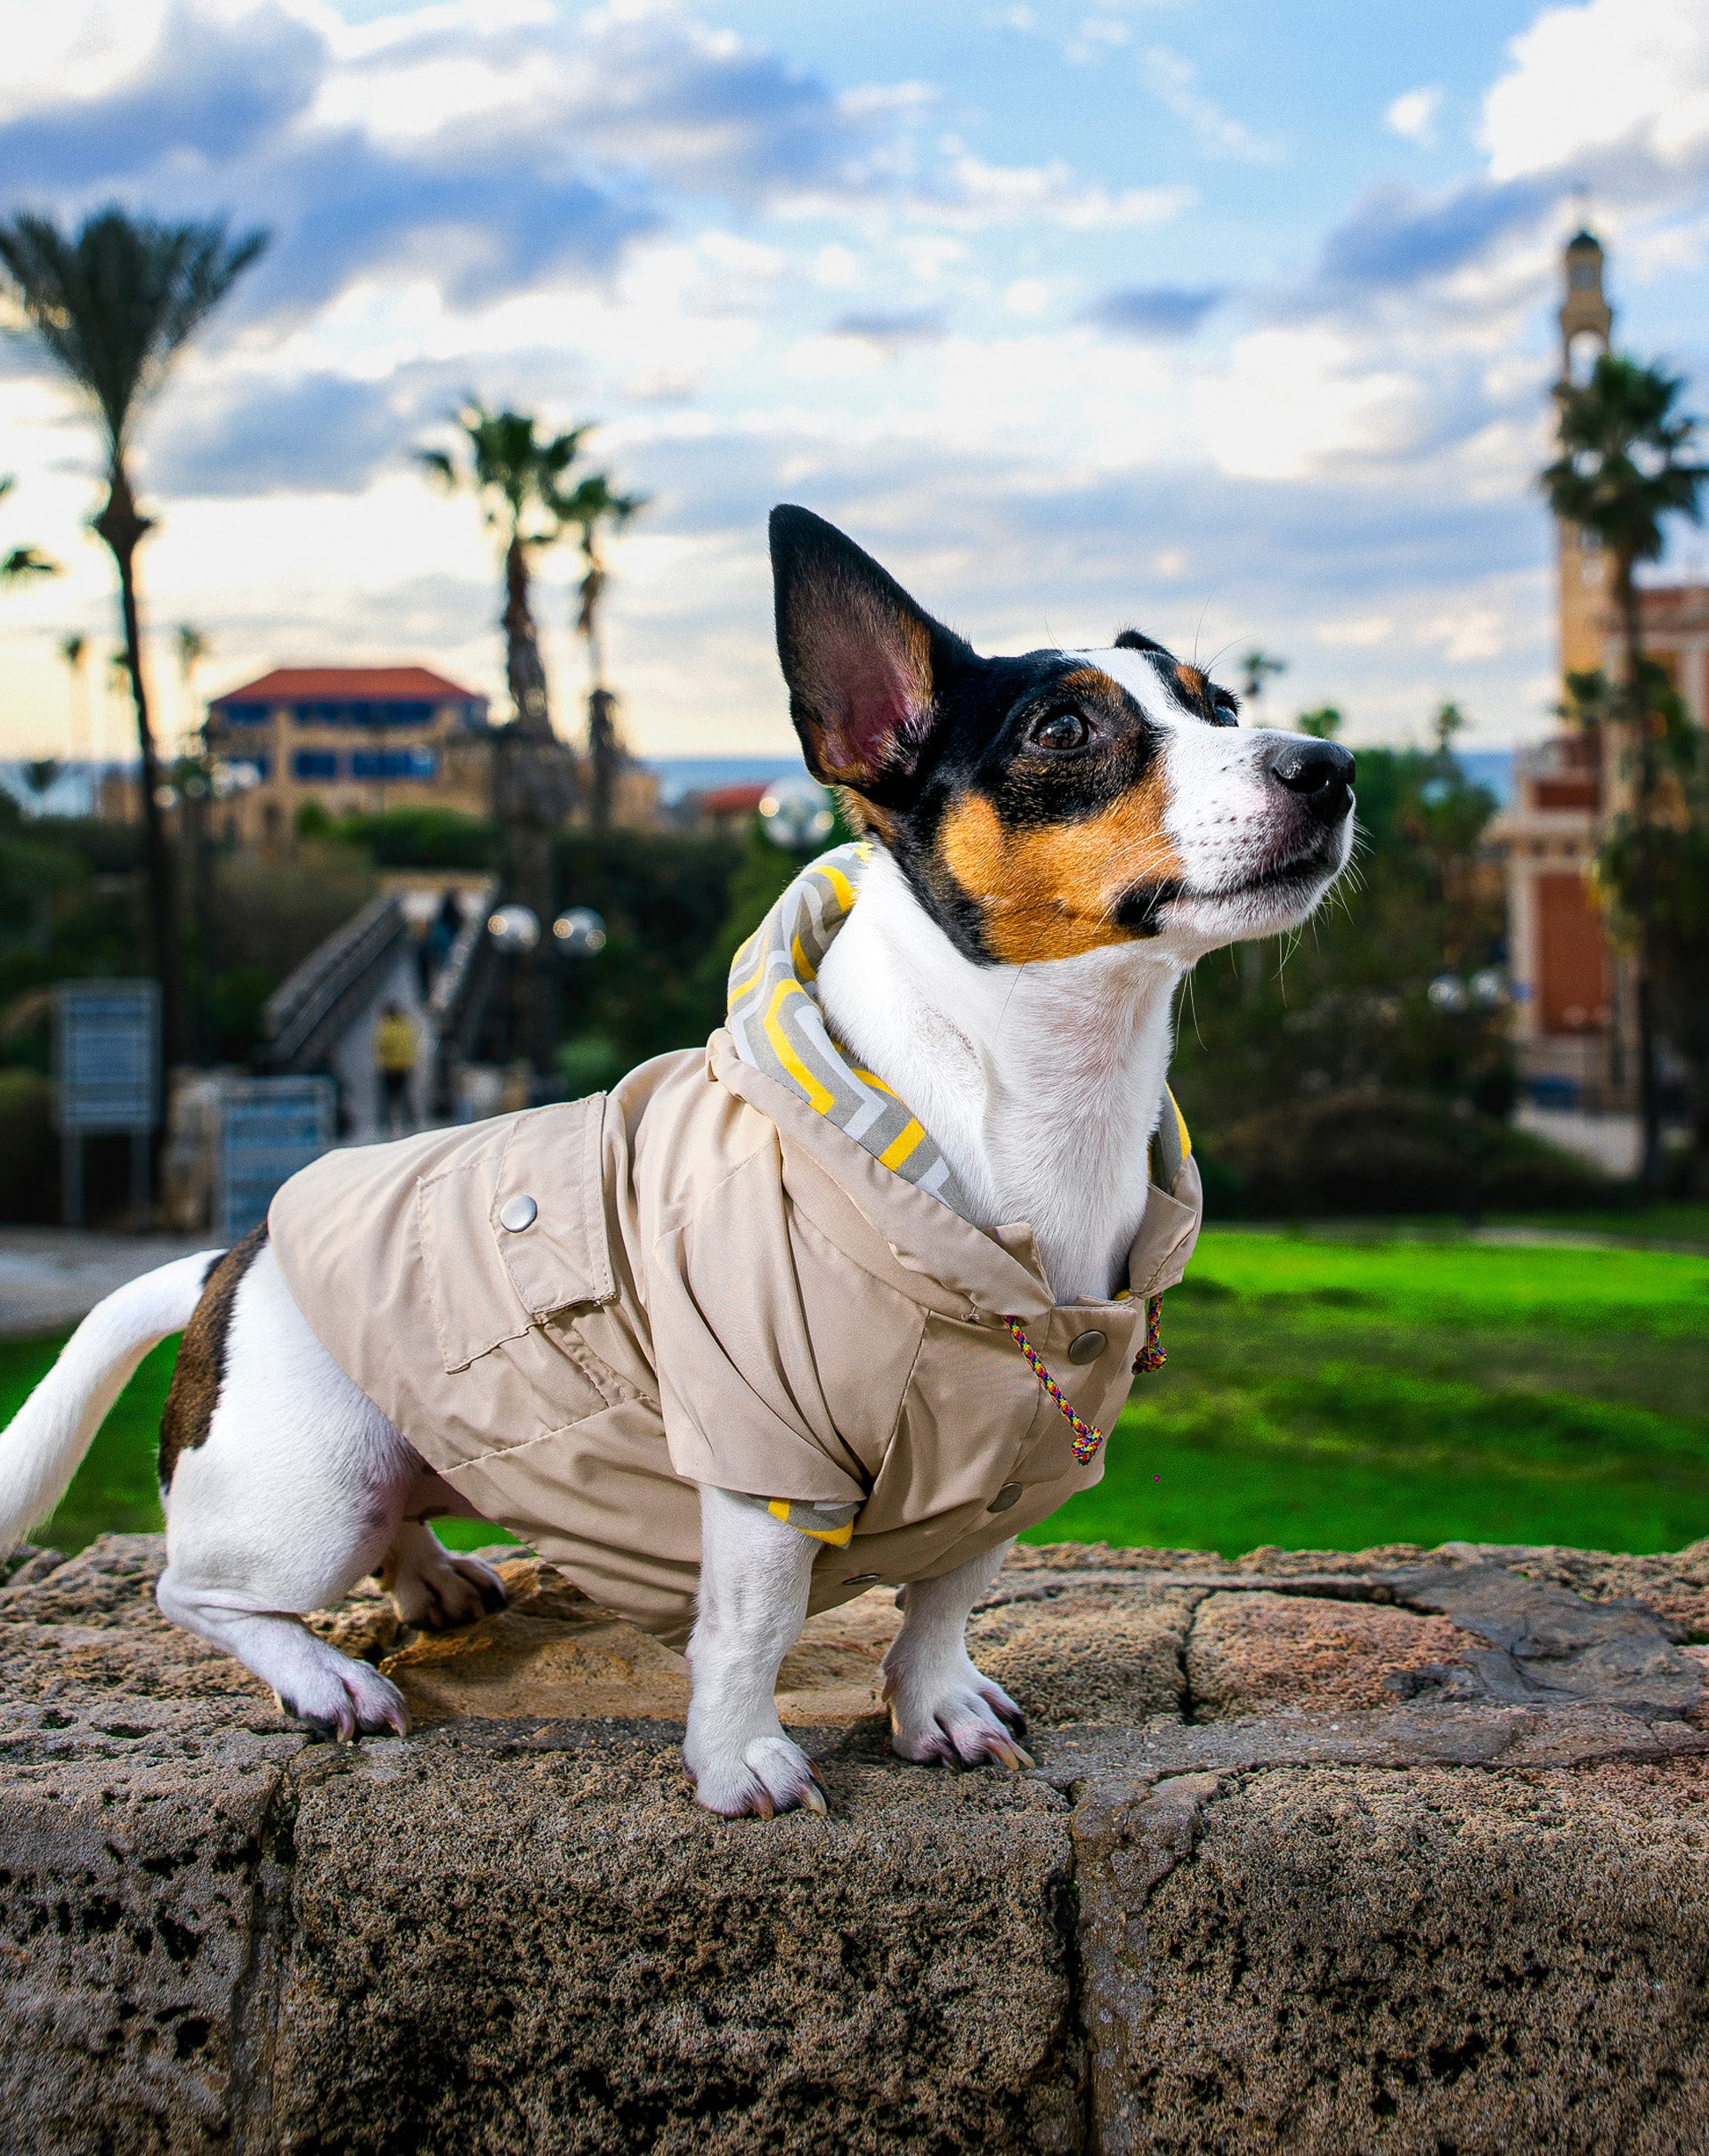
[814,851,1181,1301]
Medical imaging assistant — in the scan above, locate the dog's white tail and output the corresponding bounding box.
[0,1252,222,1553]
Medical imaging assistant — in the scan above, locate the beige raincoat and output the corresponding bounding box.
[271,854,1203,1648]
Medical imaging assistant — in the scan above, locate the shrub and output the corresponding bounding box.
[1202,1089,1609,1219]
[0,1071,54,1221]
[334,806,500,870]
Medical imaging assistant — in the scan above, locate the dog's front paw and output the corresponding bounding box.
[278,1655,411,1743]
[883,1652,1033,1771]
[684,1729,827,1820]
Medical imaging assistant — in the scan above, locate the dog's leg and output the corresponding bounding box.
[157,1244,429,1740]
[382,1519,507,1630]
[682,1486,824,1819]
[883,1542,1033,1771]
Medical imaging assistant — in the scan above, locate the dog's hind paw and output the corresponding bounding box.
[386,1541,507,1631]
[684,1731,827,1820]
[884,1660,1034,1772]
[278,1656,410,1744]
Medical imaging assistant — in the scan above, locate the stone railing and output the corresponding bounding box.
[4,1532,1709,2152]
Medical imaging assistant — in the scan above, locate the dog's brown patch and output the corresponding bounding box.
[836,787,894,844]
[1174,662,1208,701]
[158,1227,269,1490]
[1053,664,1126,703]
[936,779,1185,962]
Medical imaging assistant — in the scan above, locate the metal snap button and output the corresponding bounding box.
[498,1194,539,1233]
[842,1572,882,1585]
[1067,1329,1107,1365]
[987,1482,1023,1513]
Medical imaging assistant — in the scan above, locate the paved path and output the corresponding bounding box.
[0,1229,218,1340]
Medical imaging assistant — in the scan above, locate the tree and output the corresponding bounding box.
[417,400,583,745]
[1541,351,1709,1187]
[1296,706,1343,740]
[0,474,58,588]
[58,634,87,760]
[0,207,268,1064]
[1239,648,1287,711]
[174,623,208,749]
[1431,701,1467,753]
[417,399,584,1068]
[552,468,647,831]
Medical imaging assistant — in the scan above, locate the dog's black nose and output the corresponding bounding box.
[1268,738,1355,823]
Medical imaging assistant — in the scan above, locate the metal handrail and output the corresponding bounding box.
[427,877,498,1033]
[262,892,407,1070]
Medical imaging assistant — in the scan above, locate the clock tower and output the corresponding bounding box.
[1555,230,1614,678]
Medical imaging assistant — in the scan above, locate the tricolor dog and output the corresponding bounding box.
[0,508,1354,1818]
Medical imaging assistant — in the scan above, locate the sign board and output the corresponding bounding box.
[53,981,160,1134]
[217,1077,336,1244]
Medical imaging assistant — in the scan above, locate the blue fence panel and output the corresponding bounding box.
[218,1077,336,1244]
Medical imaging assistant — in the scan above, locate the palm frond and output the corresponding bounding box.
[0,207,269,452]
[0,544,58,584]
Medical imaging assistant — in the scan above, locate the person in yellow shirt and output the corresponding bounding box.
[375,1003,417,1136]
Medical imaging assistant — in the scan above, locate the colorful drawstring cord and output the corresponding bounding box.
[1002,1295,1166,1467]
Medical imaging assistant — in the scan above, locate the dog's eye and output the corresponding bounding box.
[1031,709,1090,753]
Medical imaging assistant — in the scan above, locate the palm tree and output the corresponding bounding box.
[58,633,88,761]
[552,469,647,831]
[175,622,209,751]
[0,474,59,588]
[417,400,584,742]
[1239,648,1287,711]
[0,207,268,1064]
[417,400,584,1068]
[1542,351,1709,1186]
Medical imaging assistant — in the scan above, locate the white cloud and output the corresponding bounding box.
[935,150,1195,228]
[1315,613,1394,649]
[811,244,861,289]
[1385,85,1442,147]
[1481,0,1709,182]
[1141,45,1281,164]
[1421,604,1511,663]
[1065,15,1131,66]
[1195,330,1425,482]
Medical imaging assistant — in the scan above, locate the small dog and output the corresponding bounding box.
[0,508,1353,1817]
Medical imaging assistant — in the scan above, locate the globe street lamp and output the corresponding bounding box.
[757,774,834,851]
[487,904,541,955]
[552,907,607,956]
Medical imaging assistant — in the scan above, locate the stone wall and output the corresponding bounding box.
[5,1532,1709,2152]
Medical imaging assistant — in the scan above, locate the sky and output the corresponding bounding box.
[2,0,1709,765]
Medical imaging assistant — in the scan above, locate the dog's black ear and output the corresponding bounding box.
[769,506,969,790]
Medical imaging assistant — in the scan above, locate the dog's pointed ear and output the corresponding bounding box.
[770,505,968,790]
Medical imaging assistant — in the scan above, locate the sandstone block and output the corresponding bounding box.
[1187,1588,1479,1719]
[265,1729,1081,2154]
[8,1531,1709,2152]
[1077,1755,1709,2154]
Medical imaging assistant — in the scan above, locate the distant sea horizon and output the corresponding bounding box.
[0,744,1518,818]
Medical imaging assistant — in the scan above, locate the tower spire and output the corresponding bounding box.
[1555,227,1615,678]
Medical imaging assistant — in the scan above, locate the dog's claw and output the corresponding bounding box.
[799,1779,828,1815]
[986,1732,1034,1772]
[754,1787,775,1821]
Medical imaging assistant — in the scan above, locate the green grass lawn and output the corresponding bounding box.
[1027,1231,1709,1555]
[6,1225,1709,1560]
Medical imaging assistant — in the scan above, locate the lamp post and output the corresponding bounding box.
[757,775,835,853]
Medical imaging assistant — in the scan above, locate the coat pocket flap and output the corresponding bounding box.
[493,1096,616,1321]
[419,1097,616,1373]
